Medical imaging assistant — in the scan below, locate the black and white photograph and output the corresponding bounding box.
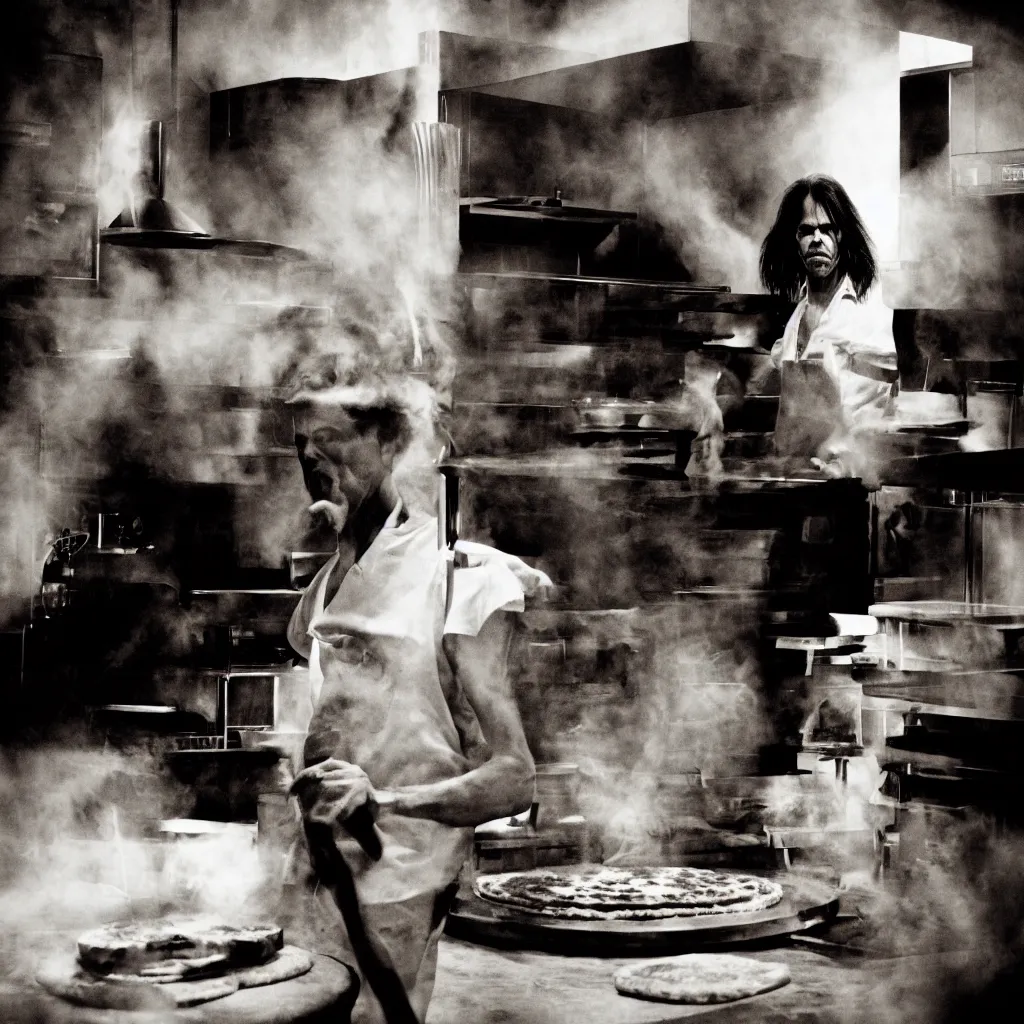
[1,1,1024,1022]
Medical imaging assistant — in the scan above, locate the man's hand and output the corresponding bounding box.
[810,453,852,479]
[811,445,880,488]
[308,498,349,534]
[291,759,384,826]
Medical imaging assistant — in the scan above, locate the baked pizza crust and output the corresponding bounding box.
[38,946,312,1012]
[474,867,784,920]
[234,946,314,989]
[614,954,791,1004]
[37,955,244,1010]
[36,960,176,1012]
[161,974,240,1007]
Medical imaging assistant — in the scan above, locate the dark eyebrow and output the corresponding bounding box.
[310,425,349,443]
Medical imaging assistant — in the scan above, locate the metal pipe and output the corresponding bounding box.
[963,493,975,603]
[170,0,179,133]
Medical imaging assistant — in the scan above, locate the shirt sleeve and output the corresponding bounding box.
[829,290,897,369]
[443,542,554,637]
[823,294,897,426]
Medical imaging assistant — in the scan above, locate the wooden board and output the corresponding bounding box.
[0,954,354,1024]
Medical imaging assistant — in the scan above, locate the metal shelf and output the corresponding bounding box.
[869,600,1024,629]
[861,669,1024,722]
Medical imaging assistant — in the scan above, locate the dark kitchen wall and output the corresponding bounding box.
[0,0,136,626]
[645,3,901,292]
[887,3,1024,309]
[442,91,642,209]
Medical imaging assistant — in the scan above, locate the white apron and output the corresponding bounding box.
[282,504,549,1022]
[303,512,473,904]
[771,276,898,456]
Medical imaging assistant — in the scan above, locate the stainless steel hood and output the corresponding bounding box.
[101,120,308,259]
[102,119,212,249]
[102,0,305,260]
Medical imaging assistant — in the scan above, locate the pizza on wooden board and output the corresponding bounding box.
[473,866,785,920]
[37,923,312,1013]
[614,954,791,1004]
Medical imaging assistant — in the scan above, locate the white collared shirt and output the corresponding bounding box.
[771,275,897,425]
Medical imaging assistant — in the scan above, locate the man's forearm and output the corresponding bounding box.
[382,754,534,827]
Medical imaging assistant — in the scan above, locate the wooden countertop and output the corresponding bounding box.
[428,938,890,1024]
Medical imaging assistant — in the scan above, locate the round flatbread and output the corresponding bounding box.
[161,974,240,1007]
[234,946,314,989]
[78,918,282,973]
[474,866,784,920]
[614,954,791,1004]
[36,960,175,1012]
[107,953,230,984]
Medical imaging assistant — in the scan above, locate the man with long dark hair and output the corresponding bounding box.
[760,174,897,473]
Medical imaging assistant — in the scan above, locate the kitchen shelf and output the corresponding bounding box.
[882,447,1024,490]
[457,40,825,123]
[458,270,789,315]
[872,695,1024,723]
[442,451,639,480]
[460,201,631,251]
[861,669,1024,722]
[869,600,1024,629]
[458,269,726,292]
[190,589,300,597]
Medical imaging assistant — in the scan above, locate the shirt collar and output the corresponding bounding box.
[382,496,406,531]
[797,274,856,304]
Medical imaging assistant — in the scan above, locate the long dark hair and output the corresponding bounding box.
[759,175,878,301]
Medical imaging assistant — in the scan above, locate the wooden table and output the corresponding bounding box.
[428,938,895,1024]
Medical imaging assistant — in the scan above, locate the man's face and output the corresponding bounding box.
[292,407,393,514]
[796,196,842,281]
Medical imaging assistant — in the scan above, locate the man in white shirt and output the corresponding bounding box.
[280,366,542,1023]
[759,174,898,476]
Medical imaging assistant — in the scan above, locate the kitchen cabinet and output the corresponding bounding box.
[0,53,102,287]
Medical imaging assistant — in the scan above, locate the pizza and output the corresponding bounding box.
[77,917,283,974]
[160,975,240,1008]
[614,954,791,1004]
[473,866,784,920]
[37,952,242,1010]
[37,935,310,1012]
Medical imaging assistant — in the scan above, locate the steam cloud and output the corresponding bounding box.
[2,3,1024,1022]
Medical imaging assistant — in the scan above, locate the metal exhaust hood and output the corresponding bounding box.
[101,0,306,260]
[102,119,213,248]
[101,119,308,259]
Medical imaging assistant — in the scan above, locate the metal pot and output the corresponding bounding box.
[533,763,581,829]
